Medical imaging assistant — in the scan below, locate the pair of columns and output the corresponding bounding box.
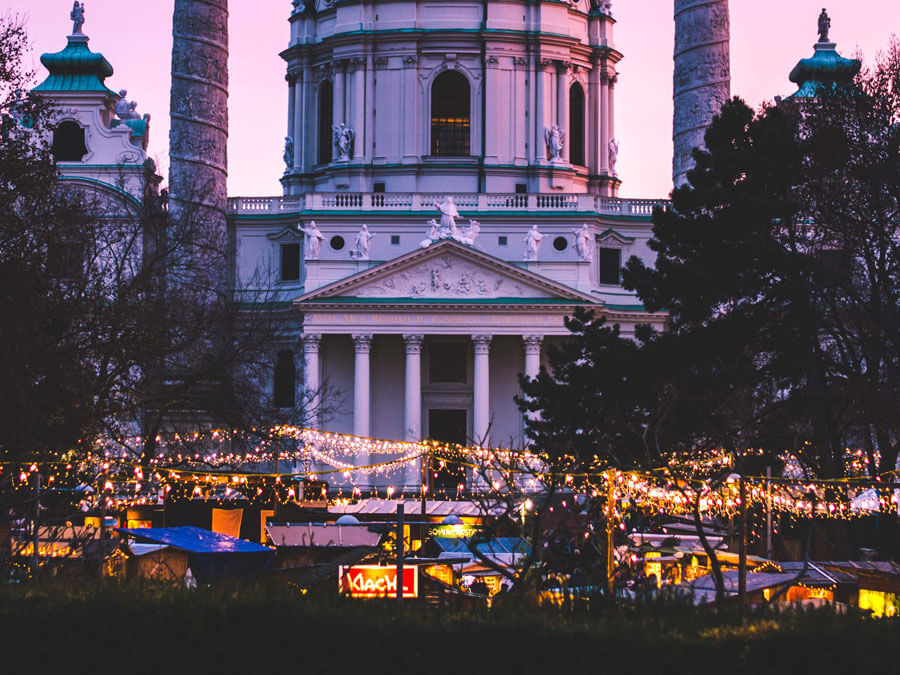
[301,334,544,445]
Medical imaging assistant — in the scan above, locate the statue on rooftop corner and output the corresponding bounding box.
[300,220,324,260]
[115,90,141,120]
[574,223,593,263]
[70,2,85,35]
[351,224,374,261]
[608,138,619,174]
[283,136,294,169]
[435,196,460,239]
[544,125,565,162]
[332,123,354,162]
[523,225,544,262]
[818,8,831,43]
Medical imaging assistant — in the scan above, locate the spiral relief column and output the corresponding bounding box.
[169,0,229,291]
[673,0,730,188]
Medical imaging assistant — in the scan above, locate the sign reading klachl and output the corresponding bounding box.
[338,565,419,599]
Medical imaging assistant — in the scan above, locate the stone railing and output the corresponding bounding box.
[227,193,668,216]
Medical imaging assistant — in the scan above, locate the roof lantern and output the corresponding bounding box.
[788,8,861,99]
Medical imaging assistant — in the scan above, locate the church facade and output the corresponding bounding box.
[33,0,695,488]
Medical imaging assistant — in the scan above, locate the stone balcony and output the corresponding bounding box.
[227,193,668,217]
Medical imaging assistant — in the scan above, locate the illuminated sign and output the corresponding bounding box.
[426,524,479,539]
[338,565,419,599]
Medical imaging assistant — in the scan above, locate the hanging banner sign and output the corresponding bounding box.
[338,565,419,599]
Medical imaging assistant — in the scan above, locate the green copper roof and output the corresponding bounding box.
[111,118,147,138]
[788,41,860,99]
[33,35,116,95]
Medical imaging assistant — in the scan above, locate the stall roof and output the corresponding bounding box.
[117,526,272,554]
[329,499,502,517]
[266,523,382,548]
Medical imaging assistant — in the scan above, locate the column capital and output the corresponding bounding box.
[523,335,543,354]
[472,334,493,354]
[286,68,302,84]
[403,334,424,354]
[352,334,373,353]
[302,333,322,352]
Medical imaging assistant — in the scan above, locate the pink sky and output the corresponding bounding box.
[9,1,899,198]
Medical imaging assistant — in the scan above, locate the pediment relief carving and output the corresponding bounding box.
[337,252,555,300]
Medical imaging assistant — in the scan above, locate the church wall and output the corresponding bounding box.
[321,334,355,434]
[489,336,526,447]
[371,335,406,442]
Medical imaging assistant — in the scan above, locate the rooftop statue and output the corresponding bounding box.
[544,125,565,162]
[818,8,831,43]
[115,90,142,120]
[523,225,543,262]
[435,196,460,239]
[283,136,294,169]
[574,223,593,263]
[332,123,354,162]
[300,220,324,260]
[70,2,86,35]
[351,223,374,261]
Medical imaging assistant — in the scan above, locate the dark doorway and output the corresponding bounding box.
[428,409,467,495]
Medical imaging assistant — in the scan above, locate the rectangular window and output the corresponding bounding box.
[391,235,400,245]
[281,243,300,281]
[273,350,295,408]
[598,247,622,285]
[429,342,468,384]
[498,236,508,246]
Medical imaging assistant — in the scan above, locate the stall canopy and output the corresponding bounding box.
[117,526,274,581]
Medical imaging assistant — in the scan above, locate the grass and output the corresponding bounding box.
[0,582,897,674]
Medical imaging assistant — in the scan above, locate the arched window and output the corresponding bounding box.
[273,350,296,408]
[317,80,333,165]
[431,71,470,157]
[51,121,87,161]
[569,83,585,166]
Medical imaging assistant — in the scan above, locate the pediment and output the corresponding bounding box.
[297,239,597,304]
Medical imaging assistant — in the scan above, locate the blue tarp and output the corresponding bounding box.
[117,526,272,553]
[116,526,274,581]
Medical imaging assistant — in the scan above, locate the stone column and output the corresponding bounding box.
[599,70,610,175]
[673,0,731,187]
[293,69,306,171]
[169,0,229,293]
[353,59,366,160]
[334,60,346,125]
[365,53,375,162]
[302,333,321,427]
[403,335,424,442]
[556,61,570,162]
[472,335,492,446]
[608,74,616,172]
[287,74,296,142]
[534,58,546,163]
[523,335,542,380]
[352,334,373,437]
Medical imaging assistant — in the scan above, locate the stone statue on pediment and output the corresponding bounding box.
[523,225,543,261]
[351,223,374,260]
[435,196,460,239]
[460,219,480,247]
[420,219,440,248]
[300,220,324,260]
[70,2,85,35]
[574,223,593,262]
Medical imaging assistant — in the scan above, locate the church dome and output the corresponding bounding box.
[33,35,116,95]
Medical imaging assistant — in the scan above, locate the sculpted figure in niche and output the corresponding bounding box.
[70,2,85,34]
[351,224,374,260]
[523,225,544,261]
[435,196,460,239]
[817,8,831,42]
[332,123,354,161]
[300,220,324,260]
[574,223,593,263]
[283,136,294,169]
[544,125,565,162]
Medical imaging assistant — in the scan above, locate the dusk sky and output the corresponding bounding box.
[9,1,900,198]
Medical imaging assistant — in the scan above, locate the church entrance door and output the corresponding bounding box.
[427,409,467,495]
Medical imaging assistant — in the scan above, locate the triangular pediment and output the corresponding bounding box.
[296,239,598,304]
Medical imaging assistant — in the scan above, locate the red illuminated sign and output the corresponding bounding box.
[338,565,419,599]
